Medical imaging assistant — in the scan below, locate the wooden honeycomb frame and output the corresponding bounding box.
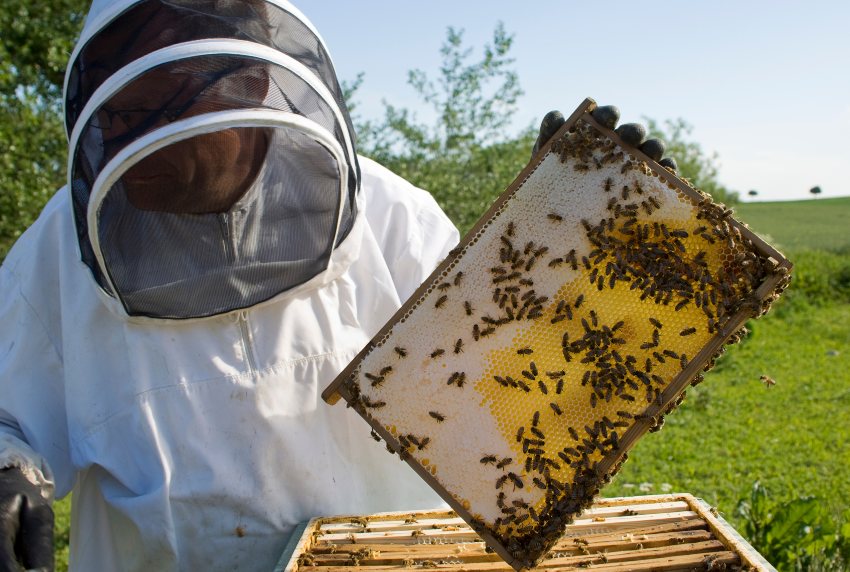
[322,98,792,571]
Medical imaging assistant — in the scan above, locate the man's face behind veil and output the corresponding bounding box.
[83,1,273,214]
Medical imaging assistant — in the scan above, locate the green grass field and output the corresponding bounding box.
[736,196,850,253]
[49,199,850,570]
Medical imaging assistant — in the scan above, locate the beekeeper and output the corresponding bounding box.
[0,1,670,570]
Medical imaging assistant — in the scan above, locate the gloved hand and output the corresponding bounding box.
[531,106,678,173]
[0,468,53,572]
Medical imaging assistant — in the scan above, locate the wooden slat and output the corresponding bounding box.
[314,546,737,572]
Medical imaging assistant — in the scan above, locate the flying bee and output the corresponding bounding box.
[394,347,408,358]
[496,457,513,469]
[437,282,451,291]
[550,403,563,416]
[429,411,445,422]
[366,374,385,387]
[435,295,447,308]
[454,338,464,353]
[430,348,445,359]
[760,375,776,388]
[506,221,516,237]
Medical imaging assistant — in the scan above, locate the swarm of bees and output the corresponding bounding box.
[333,110,791,571]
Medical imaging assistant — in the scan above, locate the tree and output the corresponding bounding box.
[810,186,822,198]
[644,118,739,205]
[0,0,89,260]
[350,23,535,235]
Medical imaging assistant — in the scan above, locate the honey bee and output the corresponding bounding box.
[500,236,513,250]
[649,318,662,329]
[517,347,533,355]
[472,324,480,341]
[532,411,540,426]
[613,320,625,331]
[496,475,508,489]
[575,294,585,308]
[496,457,513,469]
[575,163,590,172]
[508,473,524,490]
[454,338,464,353]
[663,349,679,359]
[365,374,385,387]
[437,282,451,291]
[453,271,464,286]
[524,257,537,272]
[550,403,563,416]
[519,278,533,286]
[534,246,550,257]
[621,186,630,200]
[370,430,382,442]
[394,347,408,358]
[455,372,467,388]
[538,380,549,394]
[604,177,614,191]
[680,327,697,336]
[556,379,564,394]
[481,326,495,337]
[506,221,516,237]
[760,375,776,388]
[653,351,665,363]
[435,295,447,308]
[430,348,445,359]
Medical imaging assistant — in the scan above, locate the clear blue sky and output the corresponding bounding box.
[302,1,849,202]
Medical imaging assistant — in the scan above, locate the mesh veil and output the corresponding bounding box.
[65,1,361,320]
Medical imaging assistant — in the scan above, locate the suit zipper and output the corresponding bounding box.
[234,311,258,374]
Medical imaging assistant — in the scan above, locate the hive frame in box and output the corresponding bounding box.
[322,97,791,571]
[275,494,777,572]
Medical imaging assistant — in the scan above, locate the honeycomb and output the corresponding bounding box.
[328,105,791,571]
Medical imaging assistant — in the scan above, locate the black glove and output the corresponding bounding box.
[0,468,53,572]
[532,106,678,172]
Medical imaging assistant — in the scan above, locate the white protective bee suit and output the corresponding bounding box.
[0,0,458,570]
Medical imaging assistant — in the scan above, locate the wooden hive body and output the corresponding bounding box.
[278,495,776,572]
[323,98,791,571]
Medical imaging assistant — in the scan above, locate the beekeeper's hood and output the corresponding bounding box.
[64,0,361,322]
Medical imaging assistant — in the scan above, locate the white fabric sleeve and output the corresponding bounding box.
[0,263,67,502]
[359,156,460,302]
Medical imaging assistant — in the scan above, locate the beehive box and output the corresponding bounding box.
[322,98,791,571]
[275,495,776,572]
